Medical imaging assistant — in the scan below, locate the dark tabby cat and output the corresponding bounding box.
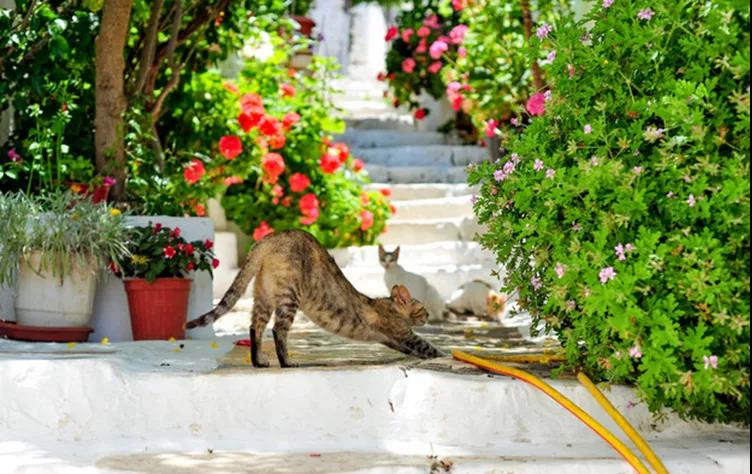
[185,230,445,367]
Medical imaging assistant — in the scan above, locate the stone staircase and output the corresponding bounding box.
[210,77,498,303]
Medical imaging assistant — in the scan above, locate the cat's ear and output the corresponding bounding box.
[378,244,385,258]
[394,246,400,259]
[391,285,412,306]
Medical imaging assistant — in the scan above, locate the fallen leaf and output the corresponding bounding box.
[100,337,110,345]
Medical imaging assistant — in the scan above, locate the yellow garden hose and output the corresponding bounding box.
[452,350,651,474]
[577,372,668,474]
[482,352,566,364]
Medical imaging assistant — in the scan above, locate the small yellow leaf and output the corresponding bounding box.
[168,337,176,343]
[172,347,182,352]
[100,337,110,345]
[66,342,77,349]
[210,341,219,349]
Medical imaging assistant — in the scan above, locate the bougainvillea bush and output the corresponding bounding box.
[470,0,749,424]
[381,0,464,120]
[154,32,391,248]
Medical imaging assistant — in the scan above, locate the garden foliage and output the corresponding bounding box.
[470,0,750,424]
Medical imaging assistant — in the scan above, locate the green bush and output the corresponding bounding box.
[469,0,749,424]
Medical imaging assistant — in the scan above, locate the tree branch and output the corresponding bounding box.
[520,0,544,90]
[133,0,163,95]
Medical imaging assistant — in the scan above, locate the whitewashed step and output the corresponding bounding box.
[379,217,486,245]
[340,130,449,148]
[345,116,415,131]
[355,145,487,167]
[329,241,496,269]
[365,183,476,200]
[364,164,469,183]
[214,232,239,270]
[391,195,473,221]
[341,263,500,300]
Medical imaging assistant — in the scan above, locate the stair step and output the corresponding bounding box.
[355,145,488,167]
[364,164,469,183]
[377,217,486,245]
[340,130,449,148]
[345,116,415,131]
[329,240,496,269]
[391,195,474,221]
[365,183,476,200]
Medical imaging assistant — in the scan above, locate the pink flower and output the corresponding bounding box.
[417,26,431,38]
[572,222,582,232]
[300,207,319,225]
[447,82,462,94]
[253,221,275,241]
[603,0,614,8]
[555,263,566,279]
[262,152,285,183]
[352,158,364,172]
[526,92,546,116]
[458,47,467,58]
[401,28,414,42]
[703,355,718,369]
[566,300,577,311]
[423,15,440,29]
[385,26,398,41]
[531,276,542,290]
[637,8,654,21]
[536,23,553,40]
[360,210,374,231]
[427,61,443,74]
[687,194,696,207]
[7,148,21,162]
[449,24,468,44]
[542,50,556,65]
[224,176,243,186]
[289,173,311,193]
[666,191,675,198]
[534,159,544,171]
[545,168,556,179]
[599,266,617,284]
[401,58,416,73]
[282,111,301,129]
[615,244,626,261]
[584,124,593,134]
[429,40,449,59]
[629,344,642,359]
[510,117,520,126]
[280,83,296,97]
[452,0,467,10]
[103,176,117,187]
[416,38,427,53]
[567,64,576,78]
[633,166,643,174]
[484,119,498,138]
[625,243,635,252]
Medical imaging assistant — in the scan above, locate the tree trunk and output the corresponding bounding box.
[95,0,133,201]
[520,0,544,91]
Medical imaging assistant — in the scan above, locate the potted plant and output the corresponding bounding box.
[0,191,129,335]
[116,223,218,340]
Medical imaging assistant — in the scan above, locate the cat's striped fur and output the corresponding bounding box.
[185,230,445,367]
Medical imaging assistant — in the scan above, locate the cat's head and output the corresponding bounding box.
[378,244,400,269]
[486,291,507,317]
[389,284,429,326]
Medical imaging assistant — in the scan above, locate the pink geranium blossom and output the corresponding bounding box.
[417,26,431,38]
[555,263,566,279]
[526,92,546,116]
[449,24,468,44]
[401,28,414,42]
[599,266,617,283]
[385,26,398,41]
[584,124,593,134]
[703,355,718,369]
[429,40,449,59]
[458,47,467,58]
[401,58,416,73]
[545,168,556,179]
[687,194,696,207]
[602,0,614,8]
[629,344,642,359]
[637,8,654,21]
[536,23,553,40]
[427,61,443,74]
[534,159,544,171]
[484,119,498,138]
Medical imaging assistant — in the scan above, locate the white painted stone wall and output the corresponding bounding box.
[309,0,351,73]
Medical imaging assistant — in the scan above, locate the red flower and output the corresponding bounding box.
[153,223,163,233]
[282,111,301,129]
[319,149,341,174]
[204,239,214,250]
[414,108,427,120]
[281,196,292,207]
[390,204,397,214]
[258,116,281,137]
[401,58,416,73]
[238,109,264,132]
[272,184,284,204]
[212,258,220,269]
[253,221,275,241]
[380,188,392,197]
[219,136,243,159]
[193,203,206,217]
[280,83,296,97]
[187,262,196,271]
[262,152,285,184]
[484,119,498,138]
[164,246,176,259]
[224,176,244,186]
[360,192,370,205]
[288,68,297,77]
[526,92,546,116]
[427,61,442,74]
[184,159,205,184]
[300,207,319,225]
[184,243,195,255]
[376,72,387,81]
[269,133,286,149]
[352,158,364,172]
[240,93,264,114]
[333,143,350,163]
[223,82,239,95]
[299,193,320,219]
[289,173,311,193]
[360,210,374,231]
[171,227,181,238]
[385,25,398,41]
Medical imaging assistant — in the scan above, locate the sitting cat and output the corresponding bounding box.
[378,245,446,322]
[186,230,445,368]
[447,280,507,321]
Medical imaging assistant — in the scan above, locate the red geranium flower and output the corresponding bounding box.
[164,246,176,259]
[360,210,374,231]
[280,83,296,97]
[384,25,398,41]
[269,133,286,149]
[253,221,275,241]
[319,148,341,174]
[299,193,320,213]
[289,172,311,193]
[282,111,301,129]
[212,258,220,269]
[238,109,264,132]
[193,203,206,217]
[258,116,281,137]
[333,143,350,163]
[171,227,181,238]
[219,136,243,159]
[184,243,195,255]
[300,207,319,225]
[376,72,387,81]
[204,239,214,250]
[262,152,285,184]
[183,159,205,184]
[187,262,196,271]
[224,176,244,186]
[414,108,427,120]
[240,93,264,114]
[526,92,546,116]
[352,158,364,172]
[380,188,392,197]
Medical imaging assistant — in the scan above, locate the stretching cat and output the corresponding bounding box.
[378,245,446,322]
[447,280,507,321]
[186,230,445,367]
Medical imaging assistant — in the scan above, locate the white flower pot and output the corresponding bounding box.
[15,252,97,328]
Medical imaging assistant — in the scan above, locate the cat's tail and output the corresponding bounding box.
[184,244,261,330]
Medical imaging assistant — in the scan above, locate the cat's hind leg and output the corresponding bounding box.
[250,282,272,368]
[272,290,300,368]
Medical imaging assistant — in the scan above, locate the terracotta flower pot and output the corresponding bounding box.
[124,278,192,340]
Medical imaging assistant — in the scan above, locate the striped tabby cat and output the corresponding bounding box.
[185,230,445,367]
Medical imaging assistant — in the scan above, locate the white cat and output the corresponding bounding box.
[378,245,446,322]
[447,280,507,321]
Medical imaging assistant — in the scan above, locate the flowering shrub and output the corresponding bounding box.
[469,1,750,424]
[443,0,570,138]
[117,223,218,283]
[158,32,391,248]
[381,0,464,119]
